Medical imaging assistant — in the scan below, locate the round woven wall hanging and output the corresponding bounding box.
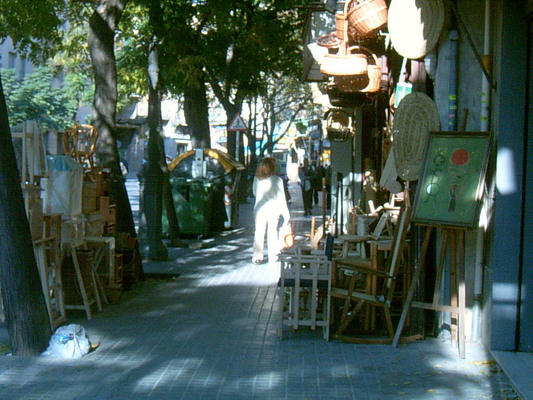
[387,0,445,59]
[393,92,440,181]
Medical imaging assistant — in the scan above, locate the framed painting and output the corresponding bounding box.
[411,131,492,228]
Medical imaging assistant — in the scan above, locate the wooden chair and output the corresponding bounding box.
[278,253,331,340]
[62,124,98,170]
[280,218,326,256]
[330,205,412,342]
[337,210,393,259]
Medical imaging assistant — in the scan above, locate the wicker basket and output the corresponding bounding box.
[335,12,346,40]
[326,109,355,142]
[320,45,368,76]
[334,75,369,93]
[316,32,342,52]
[346,0,388,37]
[360,63,381,93]
[388,0,444,59]
[326,82,368,108]
[332,47,381,93]
[327,128,354,142]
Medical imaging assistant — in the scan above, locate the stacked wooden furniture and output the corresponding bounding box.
[330,205,412,343]
[79,169,124,301]
[97,195,117,235]
[12,122,66,330]
[12,121,135,325]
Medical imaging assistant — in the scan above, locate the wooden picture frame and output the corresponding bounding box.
[411,131,492,228]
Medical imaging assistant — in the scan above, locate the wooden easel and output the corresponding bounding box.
[392,225,467,358]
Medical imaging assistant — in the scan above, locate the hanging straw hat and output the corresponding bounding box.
[387,0,445,60]
[393,92,440,181]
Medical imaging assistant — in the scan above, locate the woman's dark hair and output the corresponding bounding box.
[255,157,276,180]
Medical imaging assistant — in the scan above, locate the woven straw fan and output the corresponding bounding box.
[393,92,440,181]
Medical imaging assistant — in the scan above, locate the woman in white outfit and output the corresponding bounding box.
[252,157,291,264]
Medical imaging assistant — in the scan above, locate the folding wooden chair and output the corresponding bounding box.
[330,205,412,342]
[278,253,331,340]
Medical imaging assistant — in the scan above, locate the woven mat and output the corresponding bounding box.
[388,0,445,59]
[393,92,440,181]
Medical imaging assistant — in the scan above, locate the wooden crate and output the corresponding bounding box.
[115,233,140,289]
[85,211,104,237]
[102,254,123,304]
[86,236,117,286]
[82,179,98,214]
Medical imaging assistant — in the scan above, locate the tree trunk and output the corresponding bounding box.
[225,108,239,158]
[159,131,182,247]
[88,0,136,237]
[0,76,51,356]
[139,45,168,261]
[183,76,211,149]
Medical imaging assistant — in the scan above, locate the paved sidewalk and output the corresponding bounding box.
[0,181,526,399]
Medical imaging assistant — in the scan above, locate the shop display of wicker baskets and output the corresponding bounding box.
[317,0,385,99]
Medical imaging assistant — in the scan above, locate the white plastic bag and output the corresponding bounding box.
[42,324,91,359]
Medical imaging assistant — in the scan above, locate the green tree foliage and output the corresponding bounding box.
[1,67,78,131]
[154,0,307,104]
[113,0,313,153]
[52,4,95,115]
[254,74,316,156]
[0,0,64,61]
[116,3,151,107]
[136,0,310,156]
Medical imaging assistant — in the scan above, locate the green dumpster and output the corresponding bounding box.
[170,178,214,236]
[166,149,245,235]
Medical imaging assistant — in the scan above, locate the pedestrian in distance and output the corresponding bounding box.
[252,157,291,264]
[298,158,314,216]
[311,161,324,206]
[325,162,332,210]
